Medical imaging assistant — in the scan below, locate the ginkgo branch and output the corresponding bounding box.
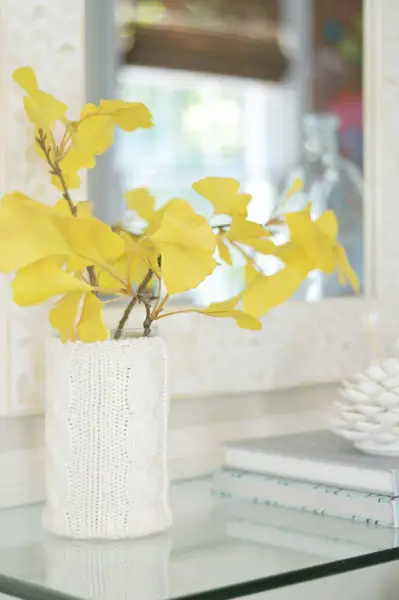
[211,220,282,232]
[36,129,99,288]
[142,298,152,337]
[114,295,137,340]
[36,129,77,217]
[114,269,154,340]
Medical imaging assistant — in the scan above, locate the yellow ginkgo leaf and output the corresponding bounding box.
[243,267,306,317]
[226,216,274,254]
[192,177,251,217]
[200,307,262,330]
[77,292,108,342]
[287,177,304,199]
[53,215,126,268]
[274,177,306,217]
[13,67,68,130]
[243,237,313,277]
[49,292,84,341]
[198,295,261,330]
[23,94,66,131]
[77,201,93,218]
[286,208,336,274]
[134,237,161,279]
[129,252,154,286]
[51,198,74,216]
[217,236,233,265]
[273,241,315,274]
[0,192,74,272]
[51,198,93,218]
[53,101,153,190]
[99,100,153,131]
[96,231,156,291]
[315,210,338,239]
[124,188,167,235]
[12,258,92,306]
[335,245,360,292]
[151,199,217,295]
[51,169,82,191]
[124,188,157,223]
[96,268,124,292]
[77,104,115,155]
[286,207,359,291]
[245,262,259,286]
[55,108,113,189]
[128,237,160,284]
[13,66,38,94]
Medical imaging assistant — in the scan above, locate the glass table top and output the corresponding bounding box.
[1,478,399,600]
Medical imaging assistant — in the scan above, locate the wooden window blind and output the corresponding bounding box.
[120,0,289,81]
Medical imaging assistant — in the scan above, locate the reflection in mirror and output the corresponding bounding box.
[114,0,364,303]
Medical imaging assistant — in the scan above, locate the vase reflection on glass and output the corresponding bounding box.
[278,113,364,299]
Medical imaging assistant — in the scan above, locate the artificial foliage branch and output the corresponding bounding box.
[0,67,359,343]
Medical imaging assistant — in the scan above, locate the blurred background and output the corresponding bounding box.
[89,0,364,304]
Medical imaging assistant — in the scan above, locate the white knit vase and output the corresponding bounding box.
[330,359,399,456]
[42,335,172,539]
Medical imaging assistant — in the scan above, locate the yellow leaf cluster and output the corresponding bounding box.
[123,176,358,326]
[14,67,153,190]
[0,66,359,343]
[0,193,127,342]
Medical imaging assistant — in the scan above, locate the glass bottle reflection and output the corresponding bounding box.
[279,113,363,299]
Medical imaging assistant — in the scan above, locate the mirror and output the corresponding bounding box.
[112,0,364,302]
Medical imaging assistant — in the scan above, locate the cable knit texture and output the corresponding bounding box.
[42,336,172,539]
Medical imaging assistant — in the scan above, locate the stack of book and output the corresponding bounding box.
[212,430,399,529]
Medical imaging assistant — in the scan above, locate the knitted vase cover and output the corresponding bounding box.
[43,336,172,539]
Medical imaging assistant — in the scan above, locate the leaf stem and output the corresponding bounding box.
[229,240,250,263]
[93,263,129,289]
[229,241,261,273]
[151,293,168,319]
[154,308,198,321]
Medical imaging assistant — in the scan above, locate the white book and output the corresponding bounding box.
[224,430,399,495]
[212,468,399,527]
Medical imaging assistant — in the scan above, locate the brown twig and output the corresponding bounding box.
[35,129,76,216]
[54,163,77,216]
[35,129,97,286]
[142,299,152,337]
[113,295,138,340]
[113,269,153,340]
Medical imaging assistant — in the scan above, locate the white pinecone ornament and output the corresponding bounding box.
[330,359,399,456]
